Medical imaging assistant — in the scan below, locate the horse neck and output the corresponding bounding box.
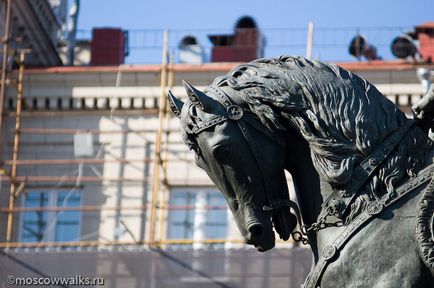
[285,121,434,225]
[284,129,329,226]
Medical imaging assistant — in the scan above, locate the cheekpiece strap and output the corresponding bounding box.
[209,86,244,121]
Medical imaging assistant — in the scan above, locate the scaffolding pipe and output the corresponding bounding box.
[162,50,175,184]
[67,0,80,65]
[158,50,175,243]
[0,176,147,182]
[0,238,250,248]
[0,204,226,213]
[6,51,26,242]
[1,206,123,213]
[4,158,152,165]
[149,30,169,245]
[0,0,12,139]
[306,21,314,60]
[3,157,200,166]
[7,109,159,117]
[16,127,163,135]
[0,205,148,213]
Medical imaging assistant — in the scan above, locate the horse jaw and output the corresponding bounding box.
[272,208,297,241]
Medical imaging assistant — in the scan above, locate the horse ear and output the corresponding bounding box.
[167,90,184,117]
[183,80,213,112]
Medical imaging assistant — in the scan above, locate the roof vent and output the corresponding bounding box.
[235,16,257,29]
[178,35,205,64]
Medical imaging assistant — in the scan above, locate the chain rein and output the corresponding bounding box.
[291,207,343,245]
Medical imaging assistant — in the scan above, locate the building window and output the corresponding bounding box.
[20,190,81,242]
[167,190,196,240]
[166,188,228,246]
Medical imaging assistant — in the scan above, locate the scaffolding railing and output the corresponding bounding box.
[73,25,420,64]
[0,34,266,250]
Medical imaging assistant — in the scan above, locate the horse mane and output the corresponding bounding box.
[211,55,433,214]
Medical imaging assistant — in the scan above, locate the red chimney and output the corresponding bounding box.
[209,16,264,62]
[416,22,434,63]
[91,28,127,66]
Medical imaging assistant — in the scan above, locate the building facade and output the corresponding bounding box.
[1,60,431,245]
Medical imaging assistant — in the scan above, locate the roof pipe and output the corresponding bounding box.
[417,67,433,94]
[67,0,80,65]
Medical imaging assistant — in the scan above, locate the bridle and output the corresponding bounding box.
[188,84,417,229]
[193,85,292,213]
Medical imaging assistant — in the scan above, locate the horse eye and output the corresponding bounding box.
[231,199,239,211]
[213,145,232,161]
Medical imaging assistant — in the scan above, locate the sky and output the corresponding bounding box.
[76,0,434,64]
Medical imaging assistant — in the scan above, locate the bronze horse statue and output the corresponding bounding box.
[168,56,434,287]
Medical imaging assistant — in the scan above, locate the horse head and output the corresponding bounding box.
[169,56,433,254]
[169,81,296,252]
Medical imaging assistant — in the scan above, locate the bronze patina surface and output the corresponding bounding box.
[169,56,434,287]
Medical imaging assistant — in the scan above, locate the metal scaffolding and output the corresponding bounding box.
[6,50,29,241]
[0,32,265,250]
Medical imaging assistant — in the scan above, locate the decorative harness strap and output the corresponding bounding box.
[303,162,434,288]
[320,120,416,220]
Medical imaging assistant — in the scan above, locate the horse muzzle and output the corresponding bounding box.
[244,206,276,252]
[246,222,276,252]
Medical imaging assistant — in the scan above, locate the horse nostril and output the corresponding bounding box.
[247,223,263,243]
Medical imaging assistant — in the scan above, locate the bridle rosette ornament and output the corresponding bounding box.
[227,105,243,120]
